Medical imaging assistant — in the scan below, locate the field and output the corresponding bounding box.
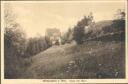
[23,40,125,79]
[20,19,126,79]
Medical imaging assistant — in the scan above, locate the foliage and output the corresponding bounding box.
[102,9,125,36]
[4,26,27,78]
[45,35,52,47]
[73,15,92,44]
[25,36,51,58]
[61,28,73,44]
[114,9,125,20]
[4,6,51,78]
[73,26,85,44]
[4,5,28,78]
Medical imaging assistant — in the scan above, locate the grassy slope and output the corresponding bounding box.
[23,41,125,79]
[23,20,125,79]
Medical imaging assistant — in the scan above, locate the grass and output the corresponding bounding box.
[21,20,125,79]
[22,40,125,79]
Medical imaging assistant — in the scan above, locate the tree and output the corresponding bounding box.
[61,28,73,44]
[73,26,85,44]
[73,16,91,44]
[114,9,125,20]
[25,36,51,58]
[45,35,52,47]
[4,4,27,78]
[112,9,125,32]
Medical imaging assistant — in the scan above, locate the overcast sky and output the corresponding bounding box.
[4,1,125,38]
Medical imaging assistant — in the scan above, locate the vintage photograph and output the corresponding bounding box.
[2,1,126,79]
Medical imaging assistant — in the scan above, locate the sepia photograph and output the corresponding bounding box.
[1,0,127,82]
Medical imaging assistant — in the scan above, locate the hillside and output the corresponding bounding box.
[84,20,125,41]
[95,20,113,30]
[22,20,125,79]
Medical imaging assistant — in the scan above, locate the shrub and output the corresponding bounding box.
[4,27,27,78]
[73,26,85,44]
[73,16,91,44]
[61,28,73,44]
[25,36,51,58]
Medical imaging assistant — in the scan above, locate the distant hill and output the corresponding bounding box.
[22,19,125,79]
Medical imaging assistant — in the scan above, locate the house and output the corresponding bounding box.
[45,28,61,45]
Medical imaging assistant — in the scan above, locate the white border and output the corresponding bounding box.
[1,0,128,84]
[1,1,5,82]
[1,0,127,3]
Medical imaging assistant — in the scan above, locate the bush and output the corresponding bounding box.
[61,28,73,44]
[4,4,52,78]
[4,27,27,78]
[25,36,51,58]
[73,26,85,44]
[73,16,91,44]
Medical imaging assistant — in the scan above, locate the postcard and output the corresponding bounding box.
[1,0,128,84]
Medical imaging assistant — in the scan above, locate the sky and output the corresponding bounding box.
[4,1,125,38]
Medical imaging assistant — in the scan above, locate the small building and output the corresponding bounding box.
[45,28,61,45]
